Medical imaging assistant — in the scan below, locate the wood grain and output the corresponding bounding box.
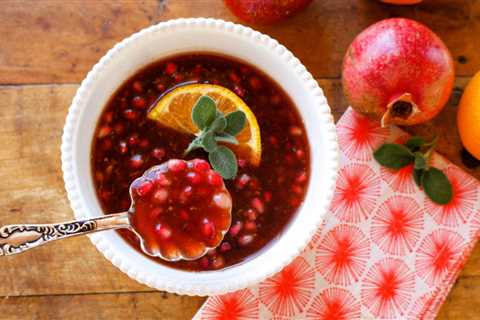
[0,292,205,320]
[0,83,479,320]
[0,0,479,84]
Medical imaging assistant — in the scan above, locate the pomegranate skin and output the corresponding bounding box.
[224,0,313,25]
[342,18,454,126]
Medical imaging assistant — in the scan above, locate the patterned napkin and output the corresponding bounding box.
[193,108,480,320]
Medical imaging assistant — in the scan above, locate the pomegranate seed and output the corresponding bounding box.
[100,190,112,201]
[207,171,223,187]
[213,193,232,210]
[251,198,264,213]
[155,223,172,240]
[129,154,144,169]
[151,148,166,160]
[296,171,308,183]
[156,83,165,92]
[233,85,245,97]
[248,77,262,90]
[249,178,259,190]
[285,155,294,165]
[179,209,189,220]
[132,96,146,109]
[132,81,143,93]
[128,134,139,146]
[103,111,114,123]
[271,95,281,105]
[179,186,193,203]
[268,136,278,146]
[236,173,251,189]
[244,221,257,232]
[186,171,203,185]
[201,219,215,239]
[113,122,125,135]
[219,242,232,253]
[245,209,257,221]
[238,158,247,168]
[174,73,183,82]
[101,139,113,151]
[193,159,210,172]
[199,256,209,269]
[289,126,302,136]
[118,141,128,154]
[193,64,203,75]
[136,180,153,197]
[211,255,225,269]
[152,188,169,204]
[148,207,163,219]
[238,234,254,247]
[240,66,250,74]
[296,149,305,159]
[154,173,171,187]
[139,139,150,149]
[97,126,111,138]
[229,71,241,84]
[229,221,243,237]
[207,249,217,257]
[289,197,301,207]
[120,198,130,210]
[292,185,303,194]
[197,187,210,198]
[165,62,177,75]
[168,159,186,172]
[264,191,272,202]
[123,109,139,121]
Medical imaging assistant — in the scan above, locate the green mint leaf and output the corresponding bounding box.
[215,132,239,145]
[413,168,425,188]
[414,152,428,170]
[373,144,415,169]
[201,131,218,152]
[405,136,425,152]
[208,145,238,179]
[192,96,216,130]
[225,111,246,136]
[184,138,203,155]
[424,135,438,148]
[210,114,227,133]
[422,167,453,205]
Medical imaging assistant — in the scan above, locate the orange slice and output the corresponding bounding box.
[148,84,261,166]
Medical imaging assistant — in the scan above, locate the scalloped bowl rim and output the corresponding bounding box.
[61,18,338,296]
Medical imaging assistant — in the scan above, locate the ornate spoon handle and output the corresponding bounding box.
[0,212,130,256]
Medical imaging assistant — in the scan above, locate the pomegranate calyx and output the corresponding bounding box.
[381,93,420,127]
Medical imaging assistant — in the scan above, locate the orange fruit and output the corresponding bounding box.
[148,84,262,166]
[458,71,480,160]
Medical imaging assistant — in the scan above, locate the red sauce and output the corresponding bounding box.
[91,53,310,271]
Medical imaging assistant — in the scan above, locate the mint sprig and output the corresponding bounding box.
[185,95,246,179]
[373,136,453,205]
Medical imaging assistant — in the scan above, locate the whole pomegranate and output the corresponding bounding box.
[224,0,313,24]
[342,18,454,126]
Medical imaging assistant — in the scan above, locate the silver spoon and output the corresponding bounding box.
[0,159,232,261]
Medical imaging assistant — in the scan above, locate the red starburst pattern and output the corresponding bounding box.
[306,288,361,320]
[337,109,389,161]
[380,164,417,194]
[201,289,258,320]
[361,258,414,318]
[425,166,478,226]
[331,164,381,223]
[259,256,315,317]
[415,229,465,286]
[316,225,370,285]
[371,196,423,255]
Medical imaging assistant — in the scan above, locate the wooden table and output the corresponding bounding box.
[0,1,479,318]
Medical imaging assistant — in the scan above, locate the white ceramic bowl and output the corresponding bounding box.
[61,18,338,296]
